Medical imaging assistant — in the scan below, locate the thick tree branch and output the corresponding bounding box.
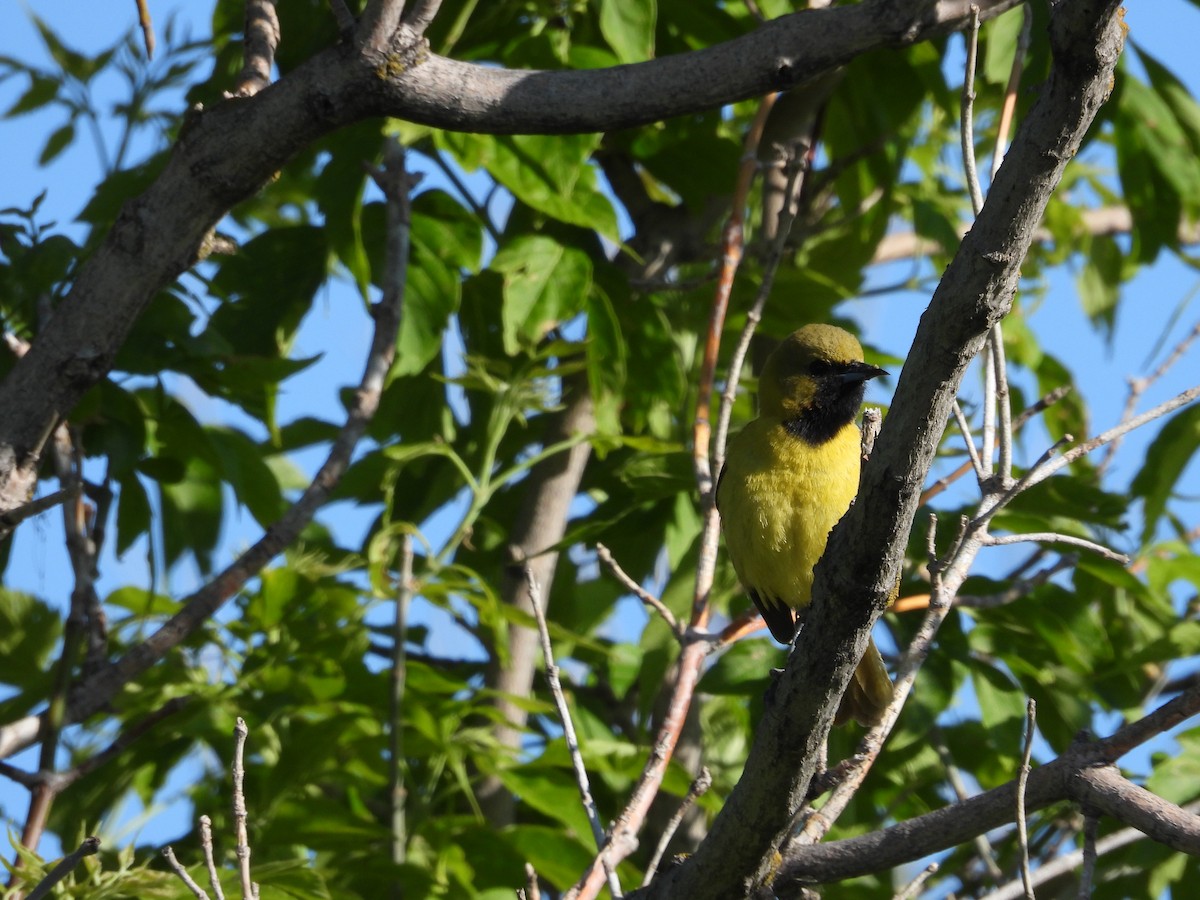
[778,684,1200,884]
[635,2,1125,897]
[0,0,1021,511]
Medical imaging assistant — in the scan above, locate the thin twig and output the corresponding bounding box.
[390,533,414,866]
[1017,699,1037,900]
[960,5,985,216]
[229,0,280,98]
[134,0,156,57]
[991,326,1014,484]
[934,734,1004,881]
[693,94,778,504]
[596,543,681,638]
[893,861,940,900]
[525,567,621,898]
[327,0,357,31]
[921,386,1071,505]
[1077,810,1098,900]
[523,863,542,900]
[0,488,71,532]
[1026,385,1200,490]
[642,767,713,886]
[980,801,1200,900]
[231,718,254,900]
[401,0,443,34]
[25,836,100,900]
[1100,320,1200,472]
[163,846,210,900]
[199,816,226,900]
[981,532,1127,564]
[974,434,1074,529]
[953,401,987,484]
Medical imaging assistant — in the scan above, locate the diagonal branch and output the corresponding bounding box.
[0,145,413,763]
[635,2,1126,896]
[777,684,1200,885]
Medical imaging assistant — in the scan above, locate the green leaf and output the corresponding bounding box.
[1130,402,1200,546]
[503,826,595,891]
[0,590,61,684]
[982,4,1027,86]
[600,0,656,63]
[1076,234,1122,338]
[697,637,777,695]
[206,426,287,527]
[972,663,1025,732]
[437,131,619,239]
[494,766,594,840]
[38,121,74,165]
[491,235,592,355]
[5,74,60,117]
[115,473,152,557]
[1147,730,1200,805]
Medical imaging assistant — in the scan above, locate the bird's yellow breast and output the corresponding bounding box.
[718,418,861,612]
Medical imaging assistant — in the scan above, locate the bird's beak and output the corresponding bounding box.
[839,361,888,384]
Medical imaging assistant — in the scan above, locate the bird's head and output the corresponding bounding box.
[758,324,887,421]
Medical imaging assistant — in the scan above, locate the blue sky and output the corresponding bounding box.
[1,0,1199,868]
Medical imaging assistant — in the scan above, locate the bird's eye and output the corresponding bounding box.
[808,360,832,377]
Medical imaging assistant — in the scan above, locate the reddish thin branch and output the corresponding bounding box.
[134,0,155,58]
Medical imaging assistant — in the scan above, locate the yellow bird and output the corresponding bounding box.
[717,324,893,725]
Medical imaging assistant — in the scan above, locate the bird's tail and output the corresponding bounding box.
[836,636,893,727]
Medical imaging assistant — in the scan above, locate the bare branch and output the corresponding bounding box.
[643,768,713,886]
[1078,811,1098,900]
[23,836,100,900]
[1025,385,1200,490]
[1016,699,1036,900]
[981,801,1200,900]
[871,205,1200,266]
[1072,765,1200,855]
[229,1,280,98]
[390,531,414,866]
[523,863,542,900]
[526,568,621,897]
[134,0,156,58]
[231,719,253,899]
[401,0,443,35]
[200,816,226,900]
[990,1,1033,178]
[356,0,407,52]
[163,846,210,900]
[597,543,681,638]
[892,862,939,900]
[952,401,987,484]
[0,487,71,536]
[960,5,985,217]
[982,532,1128,564]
